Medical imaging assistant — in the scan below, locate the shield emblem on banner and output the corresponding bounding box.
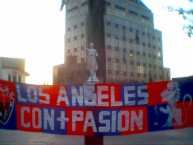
[0,85,14,125]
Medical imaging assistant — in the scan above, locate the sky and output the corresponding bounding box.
[0,0,193,85]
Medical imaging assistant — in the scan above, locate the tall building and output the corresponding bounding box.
[53,0,170,85]
[0,57,29,83]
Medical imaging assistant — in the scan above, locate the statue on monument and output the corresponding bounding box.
[83,42,99,82]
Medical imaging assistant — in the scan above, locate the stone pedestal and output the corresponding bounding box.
[87,75,99,82]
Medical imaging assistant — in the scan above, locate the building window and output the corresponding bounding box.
[137,66,144,74]
[141,14,149,20]
[81,22,84,26]
[67,1,78,12]
[143,42,145,46]
[8,74,11,81]
[107,21,111,25]
[12,76,17,82]
[81,34,85,38]
[129,10,138,15]
[157,52,161,58]
[108,57,111,61]
[136,32,140,44]
[81,0,88,6]
[143,53,146,56]
[18,75,21,83]
[81,58,84,63]
[105,0,111,5]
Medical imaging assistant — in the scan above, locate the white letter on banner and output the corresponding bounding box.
[83,111,97,132]
[27,86,38,103]
[32,108,41,129]
[111,111,116,132]
[83,84,96,106]
[16,84,27,102]
[117,111,129,132]
[130,110,143,131]
[111,86,123,106]
[124,86,135,106]
[97,86,109,106]
[99,111,110,132]
[57,111,69,129]
[21,107,30,128]
[57,87,70,106]
[44,109,54,130]
[137,85,148,105]
[72,111,83,131]
[39,87,50,104]
[71,86,84,106]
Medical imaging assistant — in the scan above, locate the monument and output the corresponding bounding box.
[83,42,103,145]
[83,42,99,82]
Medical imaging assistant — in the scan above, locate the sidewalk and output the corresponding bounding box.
[0,128,193,145]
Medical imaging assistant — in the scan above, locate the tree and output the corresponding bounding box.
[168,0,193,37]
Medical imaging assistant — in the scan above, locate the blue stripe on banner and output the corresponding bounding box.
[42,107,67,135]
[120,83,148,107]
[93,108,121,136]
[15,83,39,105]
[148,104,173,132]
[0,104,17,130]
[173,76,193,103]
[66,84,83,107]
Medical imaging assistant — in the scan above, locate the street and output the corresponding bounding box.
[0,127,193,145]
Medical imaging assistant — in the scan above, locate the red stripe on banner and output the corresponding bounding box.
[120,106,148,135]
[173,102,193,129]
[0,80,16,103]
[148,81,171,106]
[38,85,60,107]
[66,108,95,136]
[1,79,193,136]
[17,104,42,132]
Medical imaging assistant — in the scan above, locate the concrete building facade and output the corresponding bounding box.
[0,57,29,83]
[53,0,170,85]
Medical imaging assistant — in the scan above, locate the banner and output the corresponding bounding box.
[0,77,193,136]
